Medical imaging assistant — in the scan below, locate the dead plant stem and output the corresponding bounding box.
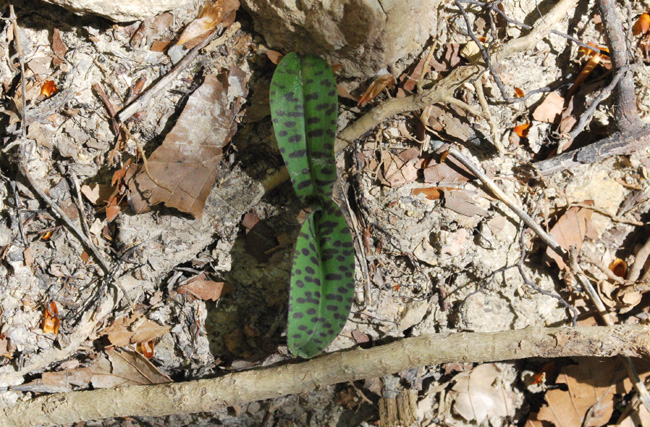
[9,5,26,139]
[2,324,648,426]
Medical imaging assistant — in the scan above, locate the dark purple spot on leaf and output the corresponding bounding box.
[289,150,307,158]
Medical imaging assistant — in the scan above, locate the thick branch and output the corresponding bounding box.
[597,0,642,131]
[535,125,650,175]
[2,324,649,426]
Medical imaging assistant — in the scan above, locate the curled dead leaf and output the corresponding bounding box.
[633,13,650,36]
[40,81,58,98]
[42,301,60,335]
[514,123,530,138]
[608,258,627,278]
[358,73,396,107]
[177,0,240,46]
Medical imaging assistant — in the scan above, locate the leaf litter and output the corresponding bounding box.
[4,0,650,425]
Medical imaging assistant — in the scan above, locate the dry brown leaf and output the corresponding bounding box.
[545,203,594,270]
[451,364,517,423]
[177,0,240,46]
[51,28,67,67]
[351,329,370,344]
[412,187,442,200]
[444,190,489,217]
[177,273,233,301]
[128,68,248,218]
[358,73,396,107]
[381,150,419,188]
[241,211,260,232]
[634,13,650,36]
[532,92,565,123]
[103,313,170,347]
[150,40,171,52]
[91,349,172,388]
[422,105,473,142]
[337,83,359,102]
[514,123,530,138]
[265,49,283,64]
[423,161,471,185]
[398,56,431,93]
[81,183,113,205]
[526,358,618,427]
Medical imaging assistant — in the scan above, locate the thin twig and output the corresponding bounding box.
[19,166,111,276]
[568,201,643,226]
[116,26,225,123]
[472,80,502,152]
[68,171,91,239]
[565,66,628,141]
[121,126,174,193]
[597,0,643,131]
[446,146,650,410]
[9,6,27,139]
[454,0,512,103]
[628,237,650,283]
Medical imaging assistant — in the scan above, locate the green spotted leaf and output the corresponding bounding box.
[269,52,338,199]
[288,197,355,358]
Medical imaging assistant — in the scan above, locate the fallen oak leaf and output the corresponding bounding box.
[128,68,248,218]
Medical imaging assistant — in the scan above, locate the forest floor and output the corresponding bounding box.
[2,0,650,425]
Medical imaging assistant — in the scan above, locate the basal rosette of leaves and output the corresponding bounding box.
[269,52,355,359]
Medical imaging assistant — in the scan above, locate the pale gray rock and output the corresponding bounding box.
[241,0,439,77]
[40,0,196,22]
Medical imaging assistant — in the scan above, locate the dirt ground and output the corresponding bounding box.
[1,0,650,425]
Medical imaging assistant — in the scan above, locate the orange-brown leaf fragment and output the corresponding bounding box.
[412,187,442,200]
[265,49,283,64]
[128,68,248,218]
[609,258,627,278]
[41,81,58,98]
[177,0,240,46]
[42,301,60,335]
[545,203,594,271]
[514,87,525,98]
[514,123,530,138]
[634,13,650,36]
[177,273,234,301]
[358,73,396,107]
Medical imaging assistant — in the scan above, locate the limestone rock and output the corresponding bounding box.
[241,0,439,77]
[40,0,196,22]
